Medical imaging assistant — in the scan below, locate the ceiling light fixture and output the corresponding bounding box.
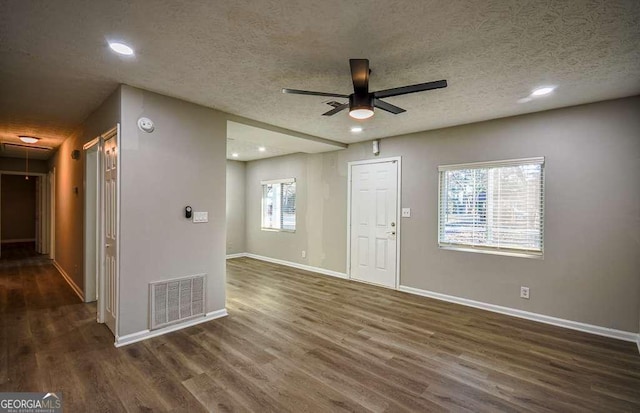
[258,146,266,152]
[108,41,135,56]
[348,93,375,120]
[349,108,374,120]
[350,126,363,133]
[19,136,39,144]
[231,153,239,158]
[531,86,555,97]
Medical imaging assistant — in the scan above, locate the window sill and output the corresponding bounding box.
[439,245,543,259]
[261,228,296,233]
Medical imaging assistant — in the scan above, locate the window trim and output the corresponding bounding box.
[437,157,545,259]
[260,178,296,233]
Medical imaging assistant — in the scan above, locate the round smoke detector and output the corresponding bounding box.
[137,117,154,133]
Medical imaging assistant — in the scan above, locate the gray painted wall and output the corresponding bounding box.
[118,85,227,336]
[1,174,36,241]
[50,86,121,290]
[226,160,246,255]
[245,96,640,333]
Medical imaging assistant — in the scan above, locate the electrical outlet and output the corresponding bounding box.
[402,208,411,218]
[520,286,530,299]
[301,250,306,258]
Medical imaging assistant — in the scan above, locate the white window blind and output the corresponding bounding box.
[261,178,296,231]
[438,157,544,257]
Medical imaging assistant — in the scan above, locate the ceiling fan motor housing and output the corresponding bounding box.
[349,93,374,112]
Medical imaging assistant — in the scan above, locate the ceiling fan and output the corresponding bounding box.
[282,59,447,120]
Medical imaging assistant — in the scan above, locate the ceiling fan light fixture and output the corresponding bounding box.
[349,108,374,120]
[19,136,39,144]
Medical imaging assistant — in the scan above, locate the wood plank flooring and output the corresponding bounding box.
[1,254,639,412]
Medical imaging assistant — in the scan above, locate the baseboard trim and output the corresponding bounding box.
[226,252,248,259]
[53,260,85,302]
[398,285,639,344]
[114,309,228,347]
[245,253,348,280]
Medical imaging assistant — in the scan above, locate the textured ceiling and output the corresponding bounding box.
[1,0,639,151]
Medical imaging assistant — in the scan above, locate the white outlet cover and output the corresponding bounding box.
[402,208,411,218]
[137,117,155,133]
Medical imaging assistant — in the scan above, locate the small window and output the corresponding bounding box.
[438,157,544,257]
[261,178,296,231]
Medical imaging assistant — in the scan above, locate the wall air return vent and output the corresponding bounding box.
[149,274,205,330]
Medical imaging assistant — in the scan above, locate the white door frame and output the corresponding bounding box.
[346,156,402,290]
[83,137,101,304]
[81,125,119,332]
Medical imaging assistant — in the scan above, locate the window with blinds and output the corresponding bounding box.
[438,157,544,257]
[261,178,296,231]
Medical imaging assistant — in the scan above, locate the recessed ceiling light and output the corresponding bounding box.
[108,41,135,56]
[531,86,555,97]
[19,136,39,144]
[258,146,266,152]
[350,126,363,133]
[231,153,239,158]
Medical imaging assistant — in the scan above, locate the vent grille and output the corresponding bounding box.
[149,274,205,330]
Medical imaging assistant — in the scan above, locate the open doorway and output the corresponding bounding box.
[83,125,119,337]
[84,141,100,305]
[0,172,50,260]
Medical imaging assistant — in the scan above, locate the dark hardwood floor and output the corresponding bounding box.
[1,254,639,412]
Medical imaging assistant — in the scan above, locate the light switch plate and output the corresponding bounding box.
[402,208,411,218]
[193,211,208,223]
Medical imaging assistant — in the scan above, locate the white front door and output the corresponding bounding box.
[349,159,399,288]
[103,135,118,335]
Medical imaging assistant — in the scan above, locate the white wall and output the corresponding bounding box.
[118,85,227,337]
[244,96,640,333]
[226,160,246,255]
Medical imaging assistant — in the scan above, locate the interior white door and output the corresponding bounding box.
[103,136,118,335]
[349,160,398,288]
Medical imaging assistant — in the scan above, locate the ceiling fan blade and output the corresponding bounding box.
[349,59,370,94]
[322,103,349,116]
[374,99,406,114]
[374,80,447,99]
[282,88,349,98]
